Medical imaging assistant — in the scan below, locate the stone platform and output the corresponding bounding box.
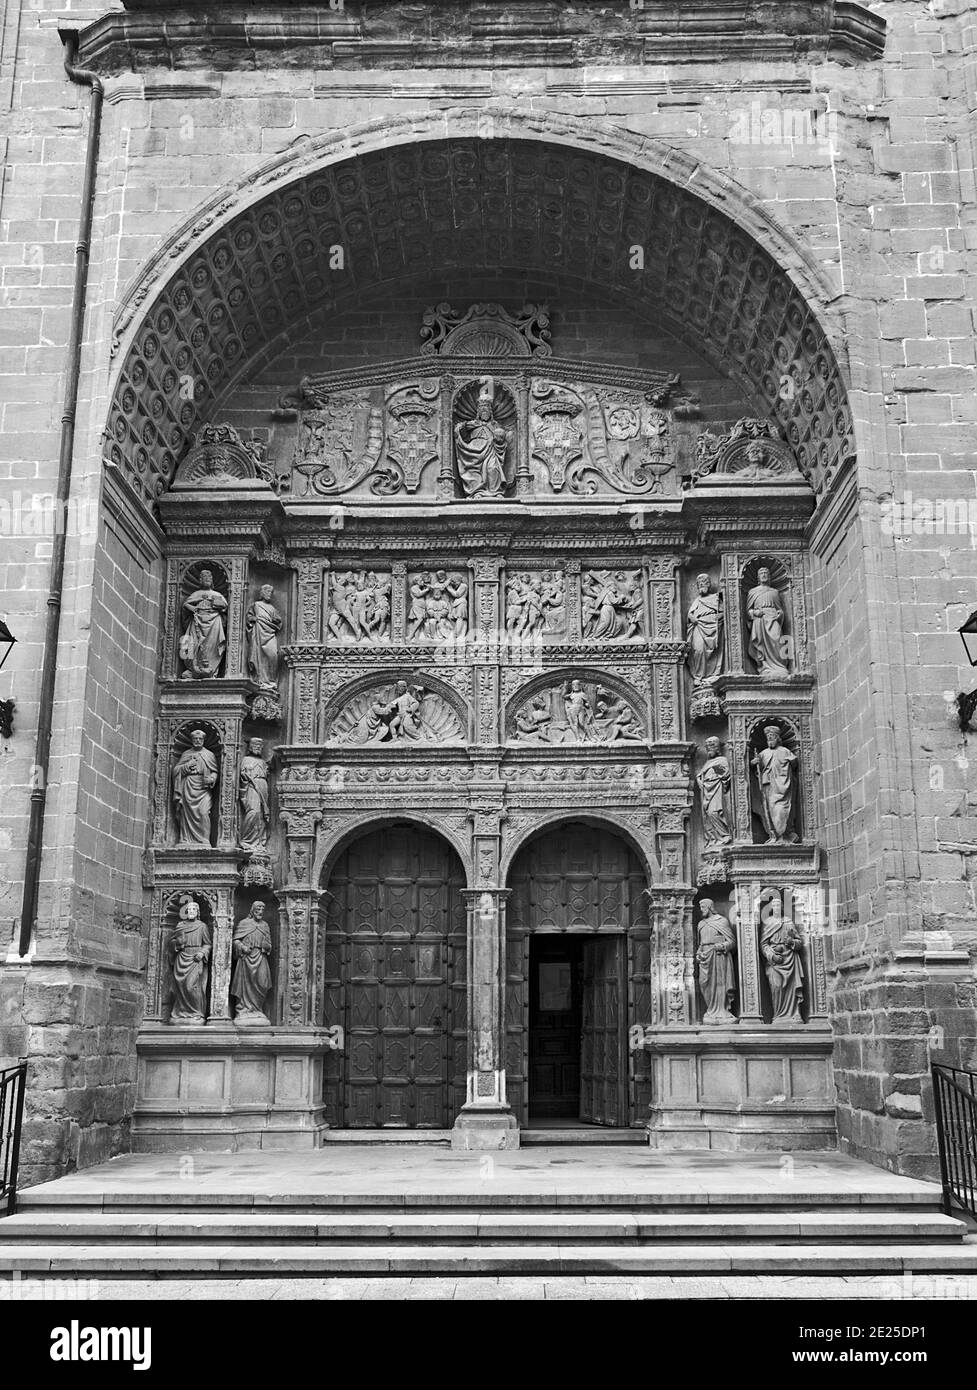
[1,1149,975,1287]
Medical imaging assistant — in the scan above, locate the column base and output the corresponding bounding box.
[451,1108,520,1151]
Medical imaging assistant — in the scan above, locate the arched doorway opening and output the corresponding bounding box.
[320,822,467,1129]
[505,821,650,1129]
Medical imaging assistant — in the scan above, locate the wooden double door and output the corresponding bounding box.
[322,826,466,1128]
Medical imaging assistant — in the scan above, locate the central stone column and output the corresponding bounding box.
[451,888,519,1149]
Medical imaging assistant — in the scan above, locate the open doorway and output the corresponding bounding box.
[528,935,628,1126]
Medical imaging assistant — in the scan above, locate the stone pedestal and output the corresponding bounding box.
[132,1025,341,1152]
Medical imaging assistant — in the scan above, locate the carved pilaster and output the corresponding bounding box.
[656,807,689,888]
[391,560,407,642]
[648,889,696,1026]
[224,556,249,678]
[207,887,234,1024]
[565,558,582,640]
[514,370,532,498]
[278,889,316,1026]
[732,881,764,1024]
[438,374,455,498]
[721,552,745,673]
[217,719,242,849]
[294,556,325,644]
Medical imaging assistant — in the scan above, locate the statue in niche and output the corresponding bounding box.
[697,736,732,845]
[686,573,724,684]
[172,730,218,845]
[179,568,227,679]
[407,571,469,642]
[327,570,391,644]
[746,566,791,677]
[238,738,270,853]
[231,899,273,1026]
[751,725,798,845]
[696,899,737,1026]
[453,381,512,498]
[581,570,643,641]
[168,897,212,1025]
[760,897,805,1024]
[505,572,565,640]
[245,584,282,690]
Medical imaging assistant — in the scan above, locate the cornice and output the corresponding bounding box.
[73,3,887,76]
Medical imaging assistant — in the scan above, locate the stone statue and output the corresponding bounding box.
[686,573,724,683]
[172,730,218,845]
[454,388,512,497]
[168,898,211,1025]
[751,725,798,844]
[231,899,273,1026]
[245,584,282,689]
[581,570,643,640]
[696,900,737,1025]
[179,568,228,679]
[238,738,270,853]
[564,679,596,741]
[746,565,791,677]
[696,736,732,845]
[760,899,805,1023]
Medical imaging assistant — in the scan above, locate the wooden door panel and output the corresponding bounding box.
[322,826,464,1129]
[581,936,627,1126]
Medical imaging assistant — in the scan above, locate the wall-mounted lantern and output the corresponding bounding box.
[956,610,977,731]
[0,619,15,739]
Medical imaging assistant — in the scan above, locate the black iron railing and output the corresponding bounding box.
[932,1063,977,1221]
[0,1062,27,1217]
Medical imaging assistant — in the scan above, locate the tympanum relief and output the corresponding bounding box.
[510,679,645,745]
[328,680,466,746]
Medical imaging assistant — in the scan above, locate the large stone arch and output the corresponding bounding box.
[105,111,855,511]
[315,811,475,889]
[501,810,658,884]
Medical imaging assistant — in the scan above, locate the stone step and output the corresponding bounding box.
[16,1188,945,1213]
[2,1242,976,1277]
[521,1129,647,1146]
[0,1209,965,1245]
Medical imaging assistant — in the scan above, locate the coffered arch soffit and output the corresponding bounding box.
[106,110,854,511]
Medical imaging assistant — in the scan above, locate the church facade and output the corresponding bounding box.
[1,0,975,1184]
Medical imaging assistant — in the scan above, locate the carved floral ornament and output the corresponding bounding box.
[689,418,807,490]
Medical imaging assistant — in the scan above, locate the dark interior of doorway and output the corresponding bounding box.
[527,934,629,1128]
[528,936,583,1121]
